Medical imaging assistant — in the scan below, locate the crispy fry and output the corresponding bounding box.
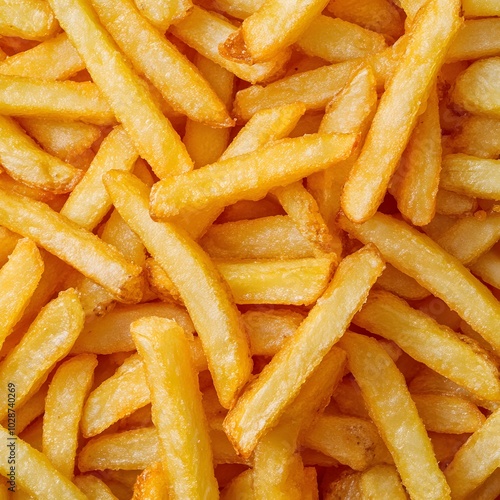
[131,462,167,500]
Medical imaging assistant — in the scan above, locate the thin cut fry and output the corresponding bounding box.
[48,0,192,179]
[131,317,218,499]
[224,245,384,457]
[338,331,450,500]
[341,0,461,222]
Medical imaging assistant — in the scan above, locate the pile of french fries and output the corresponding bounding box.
[1,0,500,498]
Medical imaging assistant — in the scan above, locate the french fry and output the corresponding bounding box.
[296,15,387,63]
[0,227,20,268]
[338,331,450,499]
[449,115,500,159]
[220,469,254,500]
[42,353,97,479]
[131,462,167,500]
[0,239,43,350]
[224,245,384,457]
[74,474,118,500]
[435,189,477,216]
[131,317,218,499]
[0,0,58,40]
[90,0,231,127]
[215,256,336,305]
[341,0,461,222]
[171,6,289,84]
[445,408,500,499]
[150,132,356,219]
[48,0,192,179]
[440,154,500,200]
[104,170,252,409]
[470,243,500,290]
[467,468,500,500]
[60,126,138,230]
[221,0,329,63]
[233,60,359,121]
[375,264,431,301]
[352,290,500,401]
[339,212,500,354]
[131,0,191,30]
[0,188,143,303]
[0,426,86,499]
[462,0,500,17]
[0,75,115,125]
[0,289,84,421]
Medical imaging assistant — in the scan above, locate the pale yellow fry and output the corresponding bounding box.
[150,133,356,219]
[74,474,118,500]
[0,188,143,303]
[171,6,289,84]
[297,15,387,63]
[223,0,328,63]
[104,170,252,409]
[0,0,58,40]
[471,243,500,290]
[353,290,500,401]
[130,317,218,500]
[18,117,101,162]
[0,425,86,499]
[0,115,83,194]
[445,409,500,499]
[61,126,137,230]
[90,0,231,127]
[339,331,450,499]
[200,215,315,259]
[450,115,500,159]
[132,0,191,30]
[447,19,500,62]
[437,214,500,265]
[220,470,254,500]
[435,189,477,216]
[0,33,83,80]
[452,57,500,118]
[43,354,97,479]
[0,239,43,350]
[233,60,359,121]
[462,0,500,16]
[339,212,500,354]
[224,245,384,457]
[341,0,461,222]
[468,468,500,500]
[360,465,407,500]
[0,227,20,268]
[0,75,114,125]
[440,154,500,200]
[131,462,167,500]
[390,85,441,226]
[48,0,192,179]
[376,264,431,301]
[0,289,84,421]
[221,103,305,160]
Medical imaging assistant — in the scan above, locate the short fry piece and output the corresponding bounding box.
[132,0,191,30]
[338,331,450,500]
[131,462,167,500]
[131,317,218,500]
[224,245,384,457]
[43,353,97,478]
[447,19,500,62]
[74,474,118,500]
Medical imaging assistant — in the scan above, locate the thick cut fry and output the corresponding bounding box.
[90,0,231,127]
[0,188,143,303]
[353,290,500,401]
[452,57,500,118]
[297,15,387,63]
[440,154,500,200]
[132,0,191,30]
[0,289,84,421]
[42,354,97,479]
[215,256,335,305]
[131,317,218,500]
[60,127,137,230]
[0,239,43,350]
[234,60,359,120]
[74,474,118,500]
[0,426,86,499]
[222,0,329,63]
[390,85,441,226]
[73,302,194,355]
[104,171,251,409]
[131,463,167,500]
[339,212,500,354]
[0,116,83,194]
[445,409,500,499]
[447,19,500,62]
[171,7,288,84]
[339,331,450,499]
[150,133,356,219]
[0,75,114,125]
[48,0,192,179]
[341,0,461,222]
[375,264,430,300]
[0,0,58,40]
[224,245,384,457]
